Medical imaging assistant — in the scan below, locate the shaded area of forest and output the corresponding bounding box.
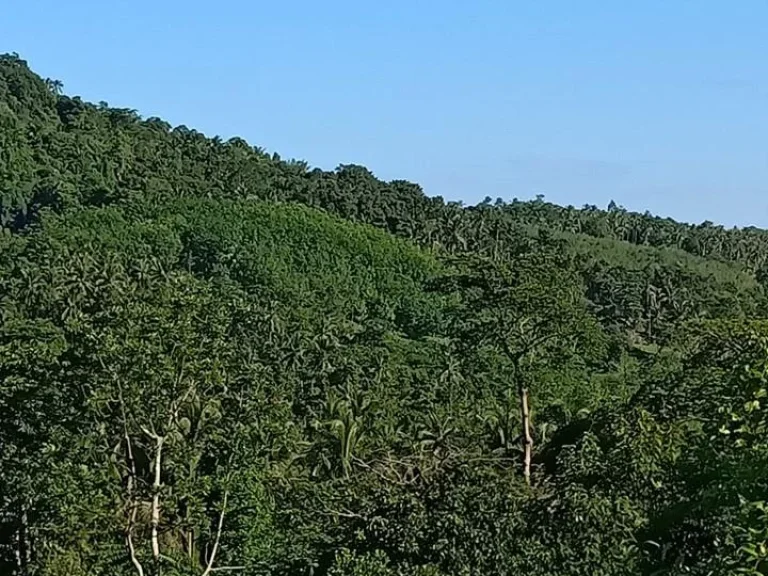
[1,53,767,576]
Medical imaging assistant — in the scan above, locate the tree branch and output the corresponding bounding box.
[519,385,533,486]
[148,432,165,568]
[201,489,229,576]
[125,432,145,576]
[118,379,145,576]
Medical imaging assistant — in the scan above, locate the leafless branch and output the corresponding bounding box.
[118,379,145,576]
[148,433,165,566]
[201,489,229,576]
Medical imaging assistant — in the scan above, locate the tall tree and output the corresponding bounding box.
[433,238,602,484]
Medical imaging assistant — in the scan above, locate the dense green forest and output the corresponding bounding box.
[1,52,767,575]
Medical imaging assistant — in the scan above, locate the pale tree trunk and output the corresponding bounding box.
[141,382,194,576]
[124,432,145,576]
[185,460,195,563]
[510,355,534,486]
[150,435,164,573]
[118,382,145,576]
[201,490,229,576]
[519,385,533,485]
[140,426,165,576]
[186,530,194,563]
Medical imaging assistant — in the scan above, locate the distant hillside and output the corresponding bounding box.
[0,53,754,254]
[3,53,768,272]
[0,53,763,346]
[2,54,767,576]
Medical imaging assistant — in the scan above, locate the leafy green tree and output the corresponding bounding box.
[433,239,603,484]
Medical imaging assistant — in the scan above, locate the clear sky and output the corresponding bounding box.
[2,1,767,226]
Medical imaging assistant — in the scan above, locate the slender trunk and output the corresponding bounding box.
[519,384,533,485]
[184,460,195,562]
[201,490,229,576]
[118,381,145,576]
[151,435,164,574]
[125,432,145,576]
[186,529,194,562]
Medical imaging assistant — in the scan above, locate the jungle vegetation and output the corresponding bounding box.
[1,53,767,576]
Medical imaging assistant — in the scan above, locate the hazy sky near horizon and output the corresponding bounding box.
[2,1,767,226]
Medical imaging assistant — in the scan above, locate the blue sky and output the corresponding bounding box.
[2,1,767,226]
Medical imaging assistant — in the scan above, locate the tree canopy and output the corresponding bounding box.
[1,53,767,576]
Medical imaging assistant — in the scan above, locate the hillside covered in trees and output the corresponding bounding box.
[1,53,767,576]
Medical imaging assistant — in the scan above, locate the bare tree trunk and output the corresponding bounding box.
[140,426,166,576]
[186,529,194,563]
[186,460,195,562]
[519,385,533,485]
[150,435,164,573]
[125,432,145,576]
[201,490,229,576]
[118,381,145,576]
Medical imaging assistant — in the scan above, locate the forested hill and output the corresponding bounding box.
[2,51,767,272]
[2,53,768,576]
[0,53,764,346]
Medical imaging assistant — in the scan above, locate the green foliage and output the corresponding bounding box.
[1,54,767,576]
